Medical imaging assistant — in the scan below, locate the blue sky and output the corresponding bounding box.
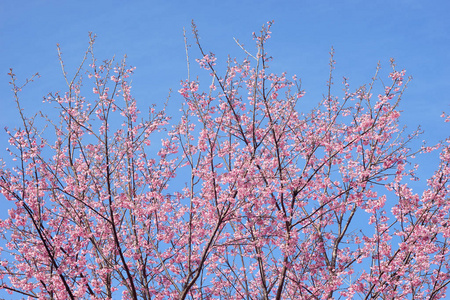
[1,1,449,141]
[0,0,449,297]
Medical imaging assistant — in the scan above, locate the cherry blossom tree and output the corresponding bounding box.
[1,22,449,299]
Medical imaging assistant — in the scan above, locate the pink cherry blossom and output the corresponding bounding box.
[0,24,449,300]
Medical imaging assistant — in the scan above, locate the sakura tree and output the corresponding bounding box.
[1,22,449,299]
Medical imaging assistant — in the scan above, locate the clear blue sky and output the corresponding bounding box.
[0,0,449,296]
[1,0,448,128]
[1,1,449,139]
